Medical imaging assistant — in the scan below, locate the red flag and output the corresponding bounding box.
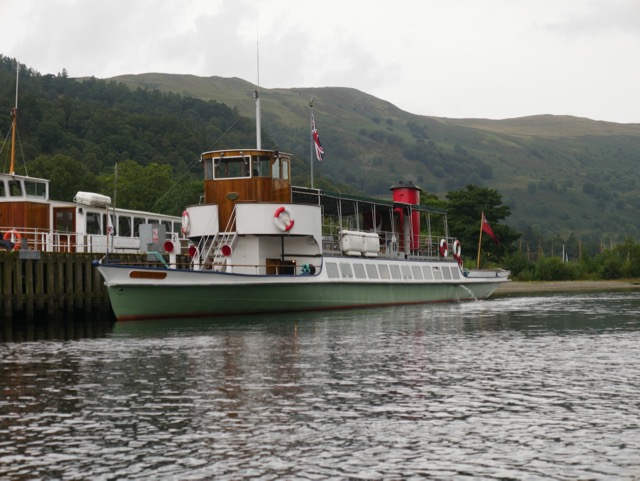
[482,213,499,244]
[311,113,324,161]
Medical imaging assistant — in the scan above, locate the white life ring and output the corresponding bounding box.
[452,239,463,268]
[439,238,448,257]
[181,210,190,235]
[274,206,295,232]
[453,240,461,258]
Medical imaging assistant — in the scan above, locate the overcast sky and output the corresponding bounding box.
[2,0,639,123]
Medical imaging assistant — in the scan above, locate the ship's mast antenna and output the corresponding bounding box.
[9,63,19,175]
[254,20,262,149]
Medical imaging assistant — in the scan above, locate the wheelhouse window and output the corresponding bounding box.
[8,180,22,197]
[271,156,281,179]
[204,158,214,180]
[24,180,47,199]
[254,155,271,177]
[214,155,251,179]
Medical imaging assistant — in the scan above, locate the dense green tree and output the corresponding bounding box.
[26,154,99,201]
[445,185,520,265]
[98,160,174,213]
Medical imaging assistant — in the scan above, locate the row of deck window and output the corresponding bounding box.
[55,210,180,237]
[325,262,460,281]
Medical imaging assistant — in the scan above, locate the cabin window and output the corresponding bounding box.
[390,265,401,280]
[102,214,114,235]
[339,263,353,278]
[365,264,378,279]
[55,210,74,233]
[422,266,433,280]
[133,217,146,237]
[0,181,5,197]
[353,263,366,279]
[432,267,442,280]
[442,266,452,280]
[162,220,171,233]
[86,212,101,235]
[119,216,132,237]
[8,180,22,197]
[378,264,390,279]
[326,262,339,278]
[24,180,46,199]
[401,265,412,279]
[173,221,181,234]
[282,158,290,180]
[412,265,423,280]
[451,267,460,279]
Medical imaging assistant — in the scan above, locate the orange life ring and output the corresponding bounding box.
[181,210,190,236]
[274,206,295,232]
[439,238,448,257]
[3,229,21,250]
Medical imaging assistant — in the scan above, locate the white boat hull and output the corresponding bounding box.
[97,257,510,321]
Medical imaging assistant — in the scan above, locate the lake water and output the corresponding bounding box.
[2,291,640,480]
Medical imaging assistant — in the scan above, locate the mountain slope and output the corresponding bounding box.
[112,73,640,242]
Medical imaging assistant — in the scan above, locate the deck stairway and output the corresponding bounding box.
[200,232,238,271]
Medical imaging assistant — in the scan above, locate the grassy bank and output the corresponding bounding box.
[495,279,640,295]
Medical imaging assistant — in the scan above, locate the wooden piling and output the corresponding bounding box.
[1,252,187,323]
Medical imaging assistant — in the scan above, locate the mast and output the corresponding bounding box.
[476,212,484,269]
[9,65,18,175]
[254,90,261,149]
[254,25,262,149]
[309,98,314,189]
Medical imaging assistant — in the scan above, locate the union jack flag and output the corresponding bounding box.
[311,113,324,161]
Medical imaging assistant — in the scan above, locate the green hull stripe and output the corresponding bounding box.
[108,282,500,321]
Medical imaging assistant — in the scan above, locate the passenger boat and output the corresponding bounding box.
[0,170,182,254]
[0,67,181,254]
[96,148,510,321]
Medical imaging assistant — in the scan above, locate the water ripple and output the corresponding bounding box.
[1,292,640,479]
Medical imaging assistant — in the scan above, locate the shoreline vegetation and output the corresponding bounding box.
[495,279,640,295]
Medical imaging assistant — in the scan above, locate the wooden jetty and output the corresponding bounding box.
[1,251,189,323]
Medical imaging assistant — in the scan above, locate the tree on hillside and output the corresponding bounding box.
[446,185,519,264]
[26,154,99,201]
[98,160,173,214]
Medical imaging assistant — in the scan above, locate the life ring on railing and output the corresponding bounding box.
[273,206,295,232]
[453,240,461,258]
[3,230,21,250]
[452,240,463,268]
[439,238,448,257]
[181,210,190,236]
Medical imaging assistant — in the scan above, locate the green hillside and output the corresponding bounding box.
[3,54,640,246]
[113,73,640,243]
